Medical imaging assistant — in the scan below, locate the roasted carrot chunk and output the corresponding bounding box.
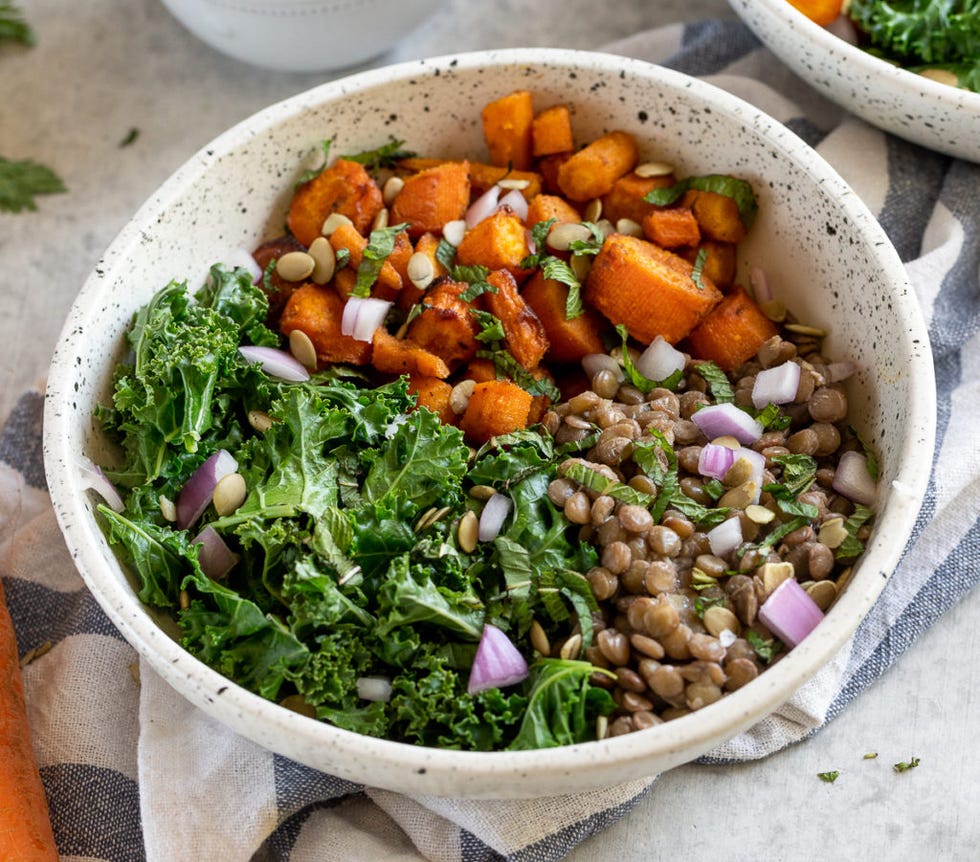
[459,379,534,445]
[390,160,471,239]
[681,241,737,290]
[600,171,675,225]
[484,269,550,370]
[407,375,456,425]
[536,152,571,196]
[462,357,498,383]
[557,130,638,201]
[279,284,372,366]
[642,207,701,249]
[685,285,778,371]
[481,90,535,171]
[688,190,748,243]
[252,234,308,325]
[405,278,481,370]
[521,270,607,363]
[525,194,582,230]
[398,157,543,200]
[372,327,450,379]
[531,105,574,157]
[455,210,531,281]
[584,233,723,345]
[287,158,383,247]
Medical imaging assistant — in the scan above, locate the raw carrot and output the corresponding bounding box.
[481,90,535,171]
[287,158,384,247]
[0,580,59,862]
[584,233,723,345]
[685,285,778,371]
[785,0,843,26]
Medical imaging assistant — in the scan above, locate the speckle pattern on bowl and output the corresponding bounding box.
[43,48,935,798]
[729,0,980,163]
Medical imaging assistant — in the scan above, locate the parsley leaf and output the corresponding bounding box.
[0,156,66,213]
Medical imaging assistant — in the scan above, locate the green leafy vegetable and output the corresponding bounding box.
[353,222,410,297]
[0,156,65,213]
[644,174,758,230]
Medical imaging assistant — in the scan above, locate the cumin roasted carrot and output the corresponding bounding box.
[0,580,59,862]
[459,379,534,445]
[390,160,471,240]
[481,90,535,171]
[521,270,606,363]
[685,285,778,371]
[397,158,543,200]
[287,158,384,247]
[279,284,373,366]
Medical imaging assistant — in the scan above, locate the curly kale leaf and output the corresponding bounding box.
[508,659,616,750]
[849,0,980,66]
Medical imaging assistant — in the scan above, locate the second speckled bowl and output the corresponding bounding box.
[44,48,934,798]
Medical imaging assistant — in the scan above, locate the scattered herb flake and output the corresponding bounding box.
[694,361,734,404]
[352,222,410,298]
[893,756,920,773]
[341,138,415,171]
[746,630,780,664]
[119,127,140,148]
[296,139,331,186]
[863,752,878,760]
[435,237,457,271]
[835,504,875,561]
[644,174,758,230]
[817,770,841,783]
[566,221,606,256]
[690,247,708,290]
[0,1,34,45]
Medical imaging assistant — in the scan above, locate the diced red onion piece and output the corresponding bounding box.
[478,492,513,542]
[467,623,529,694]
[698,442,736,481]
[832,450,877,506]
[825,361,859,383]
[525,228,537,256]
[751,361,801,409]
[356,676,393,702]
[78,457,125,512]
[191,525,239,579]
[341,296,392,342]
[465,185,501,228]
[707,516,743,557]
[581,353,624,383]
[635,336,686,382]
[758,577,825,647]
[497,188,529,222]
[691,403,764,444]
[750,267,772,303]
[238,346,310,382]
[176,449,238,530]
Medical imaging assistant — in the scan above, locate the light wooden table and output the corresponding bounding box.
[2,1,977,859]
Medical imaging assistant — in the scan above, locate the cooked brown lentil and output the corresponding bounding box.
[528,319,876,735]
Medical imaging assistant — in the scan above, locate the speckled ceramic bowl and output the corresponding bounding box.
[729,0,980,163]
[44,48,935,798]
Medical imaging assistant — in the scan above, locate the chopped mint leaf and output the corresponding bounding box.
[352,222,410,298]
[691,247,708,290]
[0,156,66,213]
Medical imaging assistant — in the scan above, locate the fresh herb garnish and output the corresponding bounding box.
[341,138,415,171]
[693,594,726,618]
[615,324,682,393]
[520,219,586,319]
[893,756,921,773]
[0,1,34,45]
[566,221,606,256]
[436,237,457,271]
[644,174,758,230]
[0,156,66,213]
[690,247,708,291]
[456,264,496,301]
[694,361,734,404]
[119,127,140,148]
[817,770,841,783]
[835,504,875,560]
[745,630,780,664]
[352,222,410,297]
[296,139,332,186]
[756,402,791,430]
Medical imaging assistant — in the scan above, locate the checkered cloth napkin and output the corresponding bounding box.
[3,20,978,862]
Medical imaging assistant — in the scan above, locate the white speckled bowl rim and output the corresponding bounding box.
[43,48,935,798]
[729,0,980,163]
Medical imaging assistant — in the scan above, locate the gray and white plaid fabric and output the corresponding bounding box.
[2,20,977,862]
